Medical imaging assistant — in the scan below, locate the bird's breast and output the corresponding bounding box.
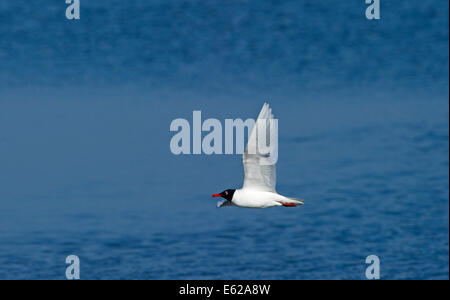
[232,189,282,208]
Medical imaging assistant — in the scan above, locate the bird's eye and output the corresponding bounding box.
[224,191,228,195]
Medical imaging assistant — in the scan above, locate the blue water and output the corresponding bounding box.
[0,1,448,279]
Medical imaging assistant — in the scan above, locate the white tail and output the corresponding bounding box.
[288,198,304,205]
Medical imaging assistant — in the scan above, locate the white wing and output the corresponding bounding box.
[242,103,278,192]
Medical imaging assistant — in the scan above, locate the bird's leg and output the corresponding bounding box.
[280,202,297,207]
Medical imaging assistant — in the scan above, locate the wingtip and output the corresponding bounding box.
[256,102,274,121]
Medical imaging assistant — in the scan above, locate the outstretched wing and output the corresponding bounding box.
[242,103,278,192]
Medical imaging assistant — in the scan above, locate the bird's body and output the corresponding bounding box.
[213,103,304,209]
[231,189,302,208]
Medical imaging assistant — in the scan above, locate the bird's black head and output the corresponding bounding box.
[211,189,236,201]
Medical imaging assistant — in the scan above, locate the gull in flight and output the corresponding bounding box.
[212,103,304,208]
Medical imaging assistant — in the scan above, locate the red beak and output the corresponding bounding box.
[211,193,222,198]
